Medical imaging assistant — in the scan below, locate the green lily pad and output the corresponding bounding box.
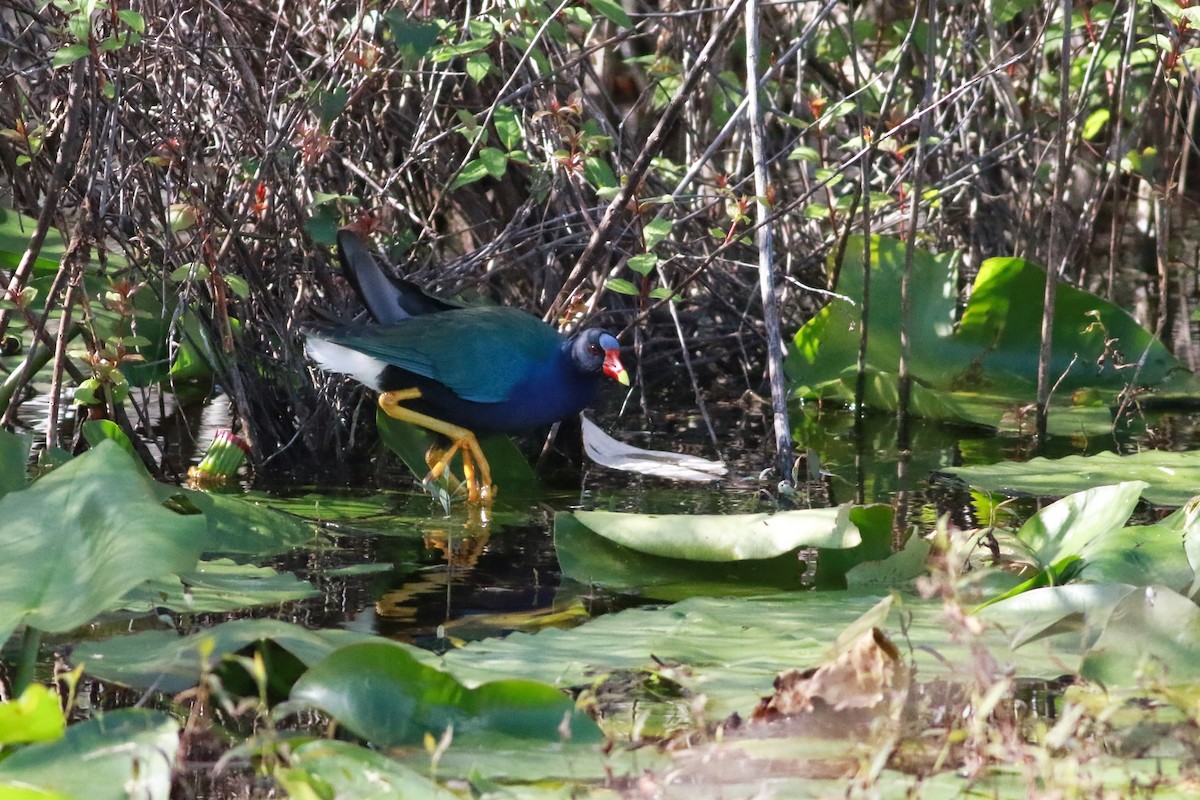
[554,512,809,600]
[289,642,601,747]
[275,740,445,800]
[437,592,1083,723]
[979,583,1136,649]
[73,618,399,694]
[1081,585,1200,687]
[569,505,861,561]
[120,559,318,613]
[845,530,932,588]
[0,428,31,499]
[158,487,321,559]
[940,450,1200,507]
[0,710,177,800]
[1015,481,1148,569]
[1077,500,1199,591]
[0,442,206,647]
[0,206,65,273]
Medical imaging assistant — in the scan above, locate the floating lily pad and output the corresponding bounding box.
[73,618,398,694]
[1081,585,1200,687]
[437,592,1082,723]
[158,487,321,559]
[555,511,809,600]
[940,450,1200,507]
[289,642,601,746]
[120,559,318,613]
[275,740,444,800]
[568,505,861,561]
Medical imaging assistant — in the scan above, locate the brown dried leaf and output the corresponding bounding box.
[751,627,908,722]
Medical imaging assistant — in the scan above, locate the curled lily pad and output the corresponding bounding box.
[569,505,860,562]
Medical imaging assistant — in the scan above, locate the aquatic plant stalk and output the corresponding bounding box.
[744,0,794,487]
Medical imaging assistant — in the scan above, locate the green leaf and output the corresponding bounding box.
[0,684,64,746]
[0,442,206,648]
[979,583,1135,649]
[1015,481,1147,569]
[120,559,317,614]
[315,86,349,126]
[276,741,444,800]
[941,451,1200,508]
[166,203,198,232]
[643,217,672,250]
[0,710,177,800]
[583,154,618,189]
[75,619,390,694]
[845,528,932,588]
[168,263,208,282]
[588,0,633,27]
[787,235,1197,428]
[606,278,639,295]
[290,642,601,746]
[627,253,657,275]
[449,158,490,190]
[569,505,861,561]
[465,52,493,83]
[116,9,145,32]
[1079,499,1200,592]
[478,146,508,179]
[1082,108,1110,140]
[561,6,593,27]
[306,204,340,245]
[431,37,493,62]
[223,274,250,299]
[81,419,140,464]
[382,14,440,59]
[494,105,522,150]
[156,487,319,559]
[437,591,1080,725]
[554,511,810,601]
[788,145,821,163]
[0,429,31,500]
[1081,585,1200,687]
[50,45,90,69]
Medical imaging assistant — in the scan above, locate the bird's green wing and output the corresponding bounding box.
[322,307,563,404]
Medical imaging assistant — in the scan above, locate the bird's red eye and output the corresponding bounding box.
[588,343,603,355]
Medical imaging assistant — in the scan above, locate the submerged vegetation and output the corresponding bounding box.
[4,0,1200,797]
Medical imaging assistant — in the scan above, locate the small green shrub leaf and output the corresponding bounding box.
[588,0,632,27]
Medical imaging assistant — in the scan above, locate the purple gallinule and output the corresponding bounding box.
[307,229,630,503]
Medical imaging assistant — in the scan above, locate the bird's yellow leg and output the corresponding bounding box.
[423,445,463,495]
[378,389,494,504]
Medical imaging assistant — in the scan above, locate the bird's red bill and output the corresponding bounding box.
[604,349,631,386]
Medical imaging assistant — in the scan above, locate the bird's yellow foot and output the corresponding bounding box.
[379,389,495,505]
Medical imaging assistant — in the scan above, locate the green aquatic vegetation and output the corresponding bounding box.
[786,235,1200,435]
